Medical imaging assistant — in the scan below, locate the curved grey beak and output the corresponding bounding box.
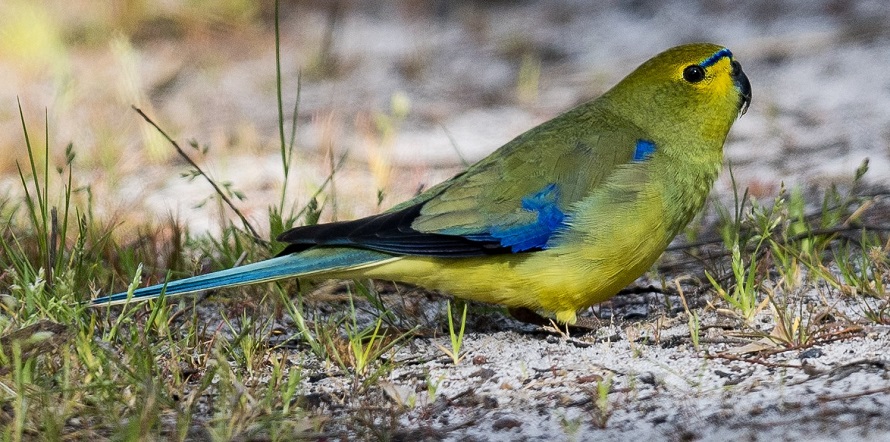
[731,60,752,116]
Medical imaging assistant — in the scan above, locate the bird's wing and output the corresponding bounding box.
[278,110,649,257]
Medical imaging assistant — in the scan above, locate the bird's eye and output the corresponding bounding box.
[683,65,705,83]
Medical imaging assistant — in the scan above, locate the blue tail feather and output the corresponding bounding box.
[91,248,394,306]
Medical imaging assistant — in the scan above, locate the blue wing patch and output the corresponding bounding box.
[471,183,566,252]
[633,139,656,162]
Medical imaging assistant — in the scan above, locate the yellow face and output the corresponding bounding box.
[675,46,752,116]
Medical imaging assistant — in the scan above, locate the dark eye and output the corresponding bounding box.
[683,65,705,83]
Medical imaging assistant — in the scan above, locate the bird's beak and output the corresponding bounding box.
[731,60,752,116]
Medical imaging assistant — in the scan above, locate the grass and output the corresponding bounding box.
[0,4,413,438]
[433,300,469,365]
[3,102,889,440]
[693,159,890,355]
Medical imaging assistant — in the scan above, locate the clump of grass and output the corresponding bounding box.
[434,300,468,365]
[0,2,420,438]
[317,292,413,388]
[696,159,889,353]
[706,170,772,322]
[590,374,613,429]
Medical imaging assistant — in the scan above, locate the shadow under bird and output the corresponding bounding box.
[92,43,752,324]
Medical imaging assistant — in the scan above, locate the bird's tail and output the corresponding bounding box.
[90,248,397,306]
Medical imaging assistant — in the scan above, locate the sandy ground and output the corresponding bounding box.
[380,326,890,441]
[263,269,890,441]
[380,306,890,441]
[3,1,890,440]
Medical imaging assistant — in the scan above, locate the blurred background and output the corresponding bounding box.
[1,0,888,235]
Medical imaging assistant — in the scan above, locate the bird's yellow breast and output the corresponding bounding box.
[360,182,673,324]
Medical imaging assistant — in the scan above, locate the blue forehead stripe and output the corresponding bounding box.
[700,48,733,68]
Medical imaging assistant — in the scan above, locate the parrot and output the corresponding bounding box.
[91,43,751,324]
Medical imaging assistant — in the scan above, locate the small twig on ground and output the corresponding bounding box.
[818,385,890,402]
[132,106,268,247]
[705,353,802,369]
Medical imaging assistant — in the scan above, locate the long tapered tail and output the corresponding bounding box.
[90,248,398,306]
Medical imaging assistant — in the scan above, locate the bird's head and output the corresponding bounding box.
[603,43,751,147]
